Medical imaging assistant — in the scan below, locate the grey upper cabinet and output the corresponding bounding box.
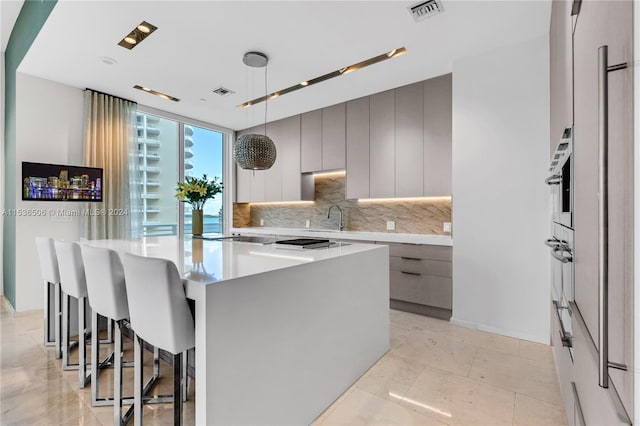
[395,82,424,197]
[301,104,346,173]
[346,75,452,200]
[236,119,305,203]
[573,0,634,422]
[279,115,302,201]
[264,120,284,201]
[423,73,452,196]
[369,90,396,198]
[301,110,322,173]
[322,103,346,170]
[345,97,370,199]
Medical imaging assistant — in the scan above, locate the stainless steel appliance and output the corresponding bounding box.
[546,126,575,357]
[547,126,573,229]
[546,223,574,355]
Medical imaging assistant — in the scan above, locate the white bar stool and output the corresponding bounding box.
[81,245,136,425]
[122,253,195,426]
[55,240,92,388]
[35,237,62,359]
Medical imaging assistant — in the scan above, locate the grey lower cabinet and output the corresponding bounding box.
[383,242,452,320]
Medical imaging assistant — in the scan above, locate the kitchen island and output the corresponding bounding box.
[86,236,390,425]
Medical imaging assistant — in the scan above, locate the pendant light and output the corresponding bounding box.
[234,51,277,170]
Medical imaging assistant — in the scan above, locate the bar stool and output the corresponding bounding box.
[35,237,62,359]
[122,253,195,426]
[81,244,135,425]
[54,240,92,388]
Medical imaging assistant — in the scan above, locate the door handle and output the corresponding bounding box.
[597,45,627,388]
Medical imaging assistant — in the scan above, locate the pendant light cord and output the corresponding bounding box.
[264,64,268,136]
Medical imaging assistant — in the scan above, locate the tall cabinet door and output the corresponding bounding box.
[423,73,452,196]
[346,97,370,199]
[573,0,634,421]
[395,82,424,197]
[301,110,322,173]
[369,90,395,198]
[322,103,346,170]
[264,120,284,201]
[280,115,302,201]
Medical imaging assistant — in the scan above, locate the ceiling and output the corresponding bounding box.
[18,1,551,131]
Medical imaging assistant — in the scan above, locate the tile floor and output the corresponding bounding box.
[0,297,567,425]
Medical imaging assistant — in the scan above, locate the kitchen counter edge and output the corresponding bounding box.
[230,227,453,246]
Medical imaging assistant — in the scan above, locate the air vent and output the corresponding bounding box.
[213,87,235,96]
[408,0,444,22]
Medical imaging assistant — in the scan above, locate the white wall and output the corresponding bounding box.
[451,35,550,344]
[14,73,84,311]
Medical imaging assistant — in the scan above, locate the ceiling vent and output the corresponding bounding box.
[213,87,235,96]
[408,0,444,22]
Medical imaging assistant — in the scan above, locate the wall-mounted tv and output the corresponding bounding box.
[22,162,103,202]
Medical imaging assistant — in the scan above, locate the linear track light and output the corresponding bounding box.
[237,47,407,108]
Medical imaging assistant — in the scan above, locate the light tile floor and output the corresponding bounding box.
[1,298,567,425]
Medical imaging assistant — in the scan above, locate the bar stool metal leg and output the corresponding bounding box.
[173,352,183,425]
[114,319,124,426]
[78,297,88,388]
[44,281,54,347]
[54,283,62,359]
[134,334,143,426]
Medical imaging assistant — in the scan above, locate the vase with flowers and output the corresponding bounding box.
[175,174,223,236]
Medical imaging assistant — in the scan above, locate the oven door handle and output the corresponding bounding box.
[551,247,573,263]
[545,174,562,185]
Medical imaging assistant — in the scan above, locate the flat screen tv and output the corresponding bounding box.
[22,162,103,202]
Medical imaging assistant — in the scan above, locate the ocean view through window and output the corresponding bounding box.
[184,125,224,235]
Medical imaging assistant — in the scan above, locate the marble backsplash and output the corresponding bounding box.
[232,173,452,235]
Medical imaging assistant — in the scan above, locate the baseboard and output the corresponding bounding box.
[390,299,451,320]
[449,316,549,344]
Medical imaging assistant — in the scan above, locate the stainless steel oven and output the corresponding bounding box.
[547,126,573,228]
[546,126,575,356]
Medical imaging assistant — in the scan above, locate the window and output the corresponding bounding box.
[135,112,225,237]
[183,125,224,234]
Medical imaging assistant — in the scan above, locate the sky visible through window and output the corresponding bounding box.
[189,126,223,217]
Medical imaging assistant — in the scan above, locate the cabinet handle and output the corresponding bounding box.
[597,45,627,388]
[401,271,421,276]
[545,174,562,185]
[400,257,421,261]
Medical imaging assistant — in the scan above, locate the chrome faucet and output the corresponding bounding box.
[327,205,344,231]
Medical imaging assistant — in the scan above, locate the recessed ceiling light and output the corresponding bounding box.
[133,85,180,102]
[237,47,407,108]
[118,21,158,50]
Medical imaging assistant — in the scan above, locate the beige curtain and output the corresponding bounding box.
[82,90,140,240]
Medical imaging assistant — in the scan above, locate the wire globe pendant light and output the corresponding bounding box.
[234,51,277,170]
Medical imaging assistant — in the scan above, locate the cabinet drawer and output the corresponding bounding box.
[384,243,452,261]
[389,256,451,277]
[390,271,451,309]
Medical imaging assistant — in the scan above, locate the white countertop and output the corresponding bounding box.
[84,236,384,285]
[230,226,453,246]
